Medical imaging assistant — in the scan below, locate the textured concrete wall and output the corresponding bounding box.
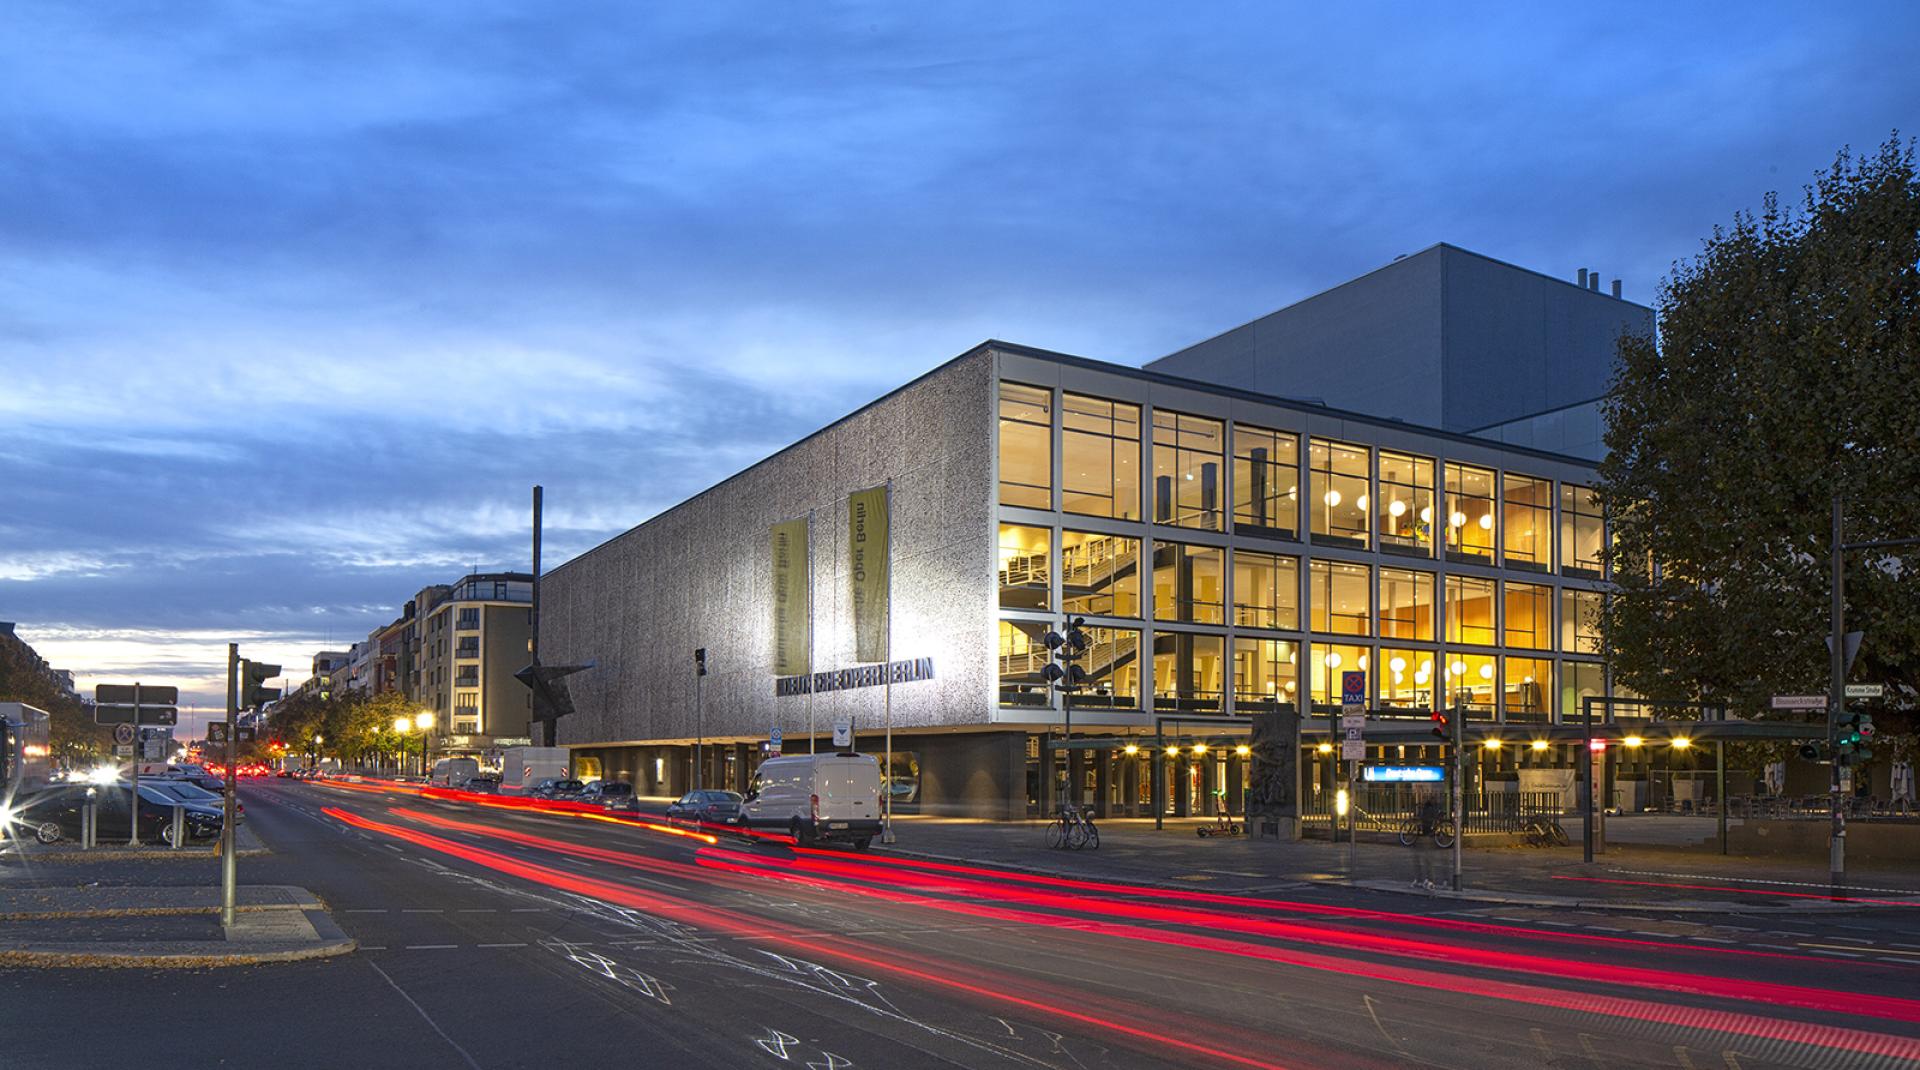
[542,350,995,748]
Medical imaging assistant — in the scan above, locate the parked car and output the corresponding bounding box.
[739,754,882,849]
[6,784,222,846]
[149,778,241,820]
[464,775,500,794]
[666,789,744,827]
[173,772,229,796]
[530,778,585,801]
[579,780,639,812]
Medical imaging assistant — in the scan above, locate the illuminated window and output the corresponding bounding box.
[1503,581,1552,650]
[1560,661,1604,722]
[1377,648,1436,711]
[1561,588,1602,654]
[998,382,1051,509]
[1062,531,1140,618]
[1502,474,1552,571]
[1062,394,1140,520]
[1072,626,1142,710]
[1445,574,1497,647]
[1309,559,1371,636]
[1153,631,1225,712]
[1232,637,1298,710]
[1559,484,1605,577]
[1152,411,1224,530]
[1309,439,1370,547]
[997,620,1050,707]
[1378,567,1435,642]
[1442,652,1497,716]
[1153,542,1224,624]
[1444,463,1497,562]
[1309,643,1371,707]
[1231,549,1299,631]
[997,524,1050,610]
[1376,451,1434,556]
[1504,656,1553,721]
[1233,424,1300,538]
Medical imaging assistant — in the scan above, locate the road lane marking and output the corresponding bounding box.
[456,908,497,913]
[477,942,527,948]
[344,909,387,913]
[405,944,458,949]
[1689,937,1734,944]
[1805,947,1863,958]
[401,908,443,913]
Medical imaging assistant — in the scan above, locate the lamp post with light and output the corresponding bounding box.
[392,717,411,777]
[415,711,435,779]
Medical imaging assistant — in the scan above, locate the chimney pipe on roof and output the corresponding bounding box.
[1611,278,1622,299]
[1587,270,1599,291]
[1577,268,1588,288]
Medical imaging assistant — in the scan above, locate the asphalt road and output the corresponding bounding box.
[6,778,1919,1070]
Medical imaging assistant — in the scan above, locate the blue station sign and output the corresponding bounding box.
[1363,765,1445,783]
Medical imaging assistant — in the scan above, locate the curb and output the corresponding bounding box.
[0,938,357,969]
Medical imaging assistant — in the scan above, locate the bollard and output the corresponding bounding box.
[81,800,96,849]
[171,805,185,850]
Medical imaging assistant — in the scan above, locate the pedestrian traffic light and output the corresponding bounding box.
[239,660,282,710]
[1430,708,1449,741]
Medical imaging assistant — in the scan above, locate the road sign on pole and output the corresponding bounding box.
[1770,695,1828,710]
[113,723,135,745]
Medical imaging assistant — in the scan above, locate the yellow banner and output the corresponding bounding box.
[849,485,889,663]
[771,517,810,676]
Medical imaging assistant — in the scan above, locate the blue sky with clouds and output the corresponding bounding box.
[3,2,1915,732]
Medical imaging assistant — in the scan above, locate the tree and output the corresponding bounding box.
[0,633,112,764]
[1599,136,1920,723]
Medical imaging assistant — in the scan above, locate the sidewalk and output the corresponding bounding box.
[877,815,1920,913]
[0,884,355,967]
[1,823,270,864]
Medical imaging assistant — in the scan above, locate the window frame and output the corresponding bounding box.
[1232,423,1301,540]
[1376,450,1435,557]
[1151,410,1225,531]
[997,381,1053,509]
[1061,393,1141,520]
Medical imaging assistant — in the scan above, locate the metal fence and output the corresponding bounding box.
[1300,787,1565,835]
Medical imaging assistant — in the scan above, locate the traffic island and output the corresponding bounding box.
[0,884,355,967]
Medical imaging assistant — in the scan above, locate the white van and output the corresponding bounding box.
[430,757,481,788]
[740,753,882,849]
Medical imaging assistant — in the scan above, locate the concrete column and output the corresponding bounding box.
[1227,755,1244,814]
[1093,748,1112,818]
[1122,757,1140,817]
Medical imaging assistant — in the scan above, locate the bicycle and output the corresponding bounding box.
[1397,813,1456,848]
[1518,815,1569,847]
[1045,804,1100,850]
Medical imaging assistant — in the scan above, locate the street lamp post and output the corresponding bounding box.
[415,711,435,779]
[312,733,323,771]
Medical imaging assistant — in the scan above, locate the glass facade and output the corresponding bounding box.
[1310,439,1370,547]
[1446,574,1497,647]
[1503,580,1552,651]
[1560,483,1605,577]
[1232,637,1298,708]
[1377,451,1434,557]
[1561,588,1602,654]
[1063,393,1140,520]
[997,524,1050,610]
[1152,411,1224,530]
[1378,567,1435,641]
[1152,542,1224,624]
[1062,530,1140,617]
[1153,632,1225,712]
[1502,474,1552,571]
[1310,643,1370,707]
[1309,559,1370,636]
[1231,549,1299,631]
[1377,647,1436,711]
[998,382,1051,509]
[1233,424,1299,538]
[992,379,1619,726]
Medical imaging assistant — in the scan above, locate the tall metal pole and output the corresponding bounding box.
[1582,695,1594,864]
[531,485,544,745]
[128,682,141,846]
[881,479,896,844]
[807,508,816,756]
[221,644,238,928]
[1829,496,1846,899]
[1450,696,1464,891]
[694,650,704,792]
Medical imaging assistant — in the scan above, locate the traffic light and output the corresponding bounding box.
[1430,708,1450,742]
[240,660,282,710]
[1835,709,1876,766]
[1799,742,1825,762]
[1041,616,1092,694]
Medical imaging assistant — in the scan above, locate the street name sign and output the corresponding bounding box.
[1770,695,1827,710]
[1846,684,1885,699]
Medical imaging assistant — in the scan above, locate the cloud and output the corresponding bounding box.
[2,1,1916,696]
